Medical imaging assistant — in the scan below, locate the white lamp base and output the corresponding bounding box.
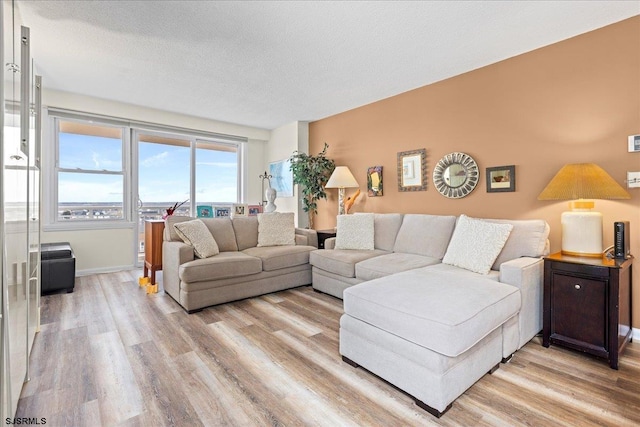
[561,206,603,257]
[337,187,346,215]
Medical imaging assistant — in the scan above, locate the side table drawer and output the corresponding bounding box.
[550,273,607,354]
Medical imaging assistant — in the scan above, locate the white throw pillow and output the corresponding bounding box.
[257,212,295,247]
[335,213,375,250]
[173,219,220,258]
[442,214,513,274]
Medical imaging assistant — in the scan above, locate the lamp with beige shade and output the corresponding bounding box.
[538,163,630,257]
[325,166,359,215]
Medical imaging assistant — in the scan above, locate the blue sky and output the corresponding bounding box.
[58,133,238,205]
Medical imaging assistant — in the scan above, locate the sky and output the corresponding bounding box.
[58,133,238,206]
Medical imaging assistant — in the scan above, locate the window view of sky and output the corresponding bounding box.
[58,133,238,205]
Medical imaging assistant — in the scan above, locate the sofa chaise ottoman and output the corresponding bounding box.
[341,268,521,416]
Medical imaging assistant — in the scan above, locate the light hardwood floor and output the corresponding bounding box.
[16,270,640,426]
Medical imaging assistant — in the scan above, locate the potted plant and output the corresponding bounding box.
[289,143,335,229]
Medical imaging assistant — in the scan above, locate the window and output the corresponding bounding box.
[55,119,127,221]
[46,109,247,233]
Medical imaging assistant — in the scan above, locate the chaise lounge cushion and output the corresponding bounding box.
[310,249,389,278]
[392,214,457,259]
[179,252,262,283]
[243,245,316,271]
[355,252,440,281]
[343,269,521,357]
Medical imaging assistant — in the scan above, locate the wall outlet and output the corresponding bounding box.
[627,171,640,188]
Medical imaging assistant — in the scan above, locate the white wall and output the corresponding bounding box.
[266,121,309,227]
[41,89,269,274]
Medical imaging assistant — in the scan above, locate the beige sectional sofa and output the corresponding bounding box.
[163,215,318,312]
[310,213,550,417]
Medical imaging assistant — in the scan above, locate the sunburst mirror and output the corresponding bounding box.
[433,152,479,198]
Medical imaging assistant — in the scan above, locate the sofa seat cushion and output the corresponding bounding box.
[343,270,521,357]
[179,252,262,283]
[310,249,389,278]
[355,253,440,281]
[243,245,316,271]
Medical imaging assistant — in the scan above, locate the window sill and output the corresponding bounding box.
[43,221,135,232]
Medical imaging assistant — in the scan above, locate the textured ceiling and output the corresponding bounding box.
[12,1,640,131]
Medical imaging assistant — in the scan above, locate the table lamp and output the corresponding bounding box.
[537,163,630,257]
[325,166,359,215]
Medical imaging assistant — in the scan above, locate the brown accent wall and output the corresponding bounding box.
[309,17,640,328]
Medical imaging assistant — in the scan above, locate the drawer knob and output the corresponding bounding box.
[574,284,581,290]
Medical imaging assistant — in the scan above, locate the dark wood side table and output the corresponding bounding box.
[543,252,633,369]
[316,229,337,249]
[144,220,165,285]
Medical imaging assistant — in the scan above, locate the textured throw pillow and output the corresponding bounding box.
[335,213,375,250]
[442,215,513,274]
[257,212,295,247]
[173,219,220,258]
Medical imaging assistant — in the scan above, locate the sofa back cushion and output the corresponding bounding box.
[201,218,239,252]
[232,216,259,250]
[372,213,404,251]
[393,214,457,258]
[483,218,550,269]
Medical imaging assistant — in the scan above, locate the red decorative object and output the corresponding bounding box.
[163,199,188,220]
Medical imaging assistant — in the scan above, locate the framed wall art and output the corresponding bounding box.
[269,159,293,197]
[367,166,383,196]
[397,148,427,192]
[486,165,516,193]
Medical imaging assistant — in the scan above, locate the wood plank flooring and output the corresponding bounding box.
[16,270,640,426]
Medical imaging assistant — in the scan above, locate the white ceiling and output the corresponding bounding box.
[11,1,640,131]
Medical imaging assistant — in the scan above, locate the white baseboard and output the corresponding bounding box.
[75,265,136,276]
[634,328,640,341]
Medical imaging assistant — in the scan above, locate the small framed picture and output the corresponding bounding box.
[232,203,248,217]
[214,206,230,217]
[196,205,213,218]
[628,135,640,152]
[367,166,383,197]
[247,205,263,216]
[486,165,516,193]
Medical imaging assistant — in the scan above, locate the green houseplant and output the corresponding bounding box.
[289,143,335,229]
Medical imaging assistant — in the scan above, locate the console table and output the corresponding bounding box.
[543,252,633,369]
[144,220,165,285]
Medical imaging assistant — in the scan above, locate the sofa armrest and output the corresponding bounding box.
[499,257,544,349]
[162,241,195,300]
[324,237,336,250]
[295,228,318,248]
